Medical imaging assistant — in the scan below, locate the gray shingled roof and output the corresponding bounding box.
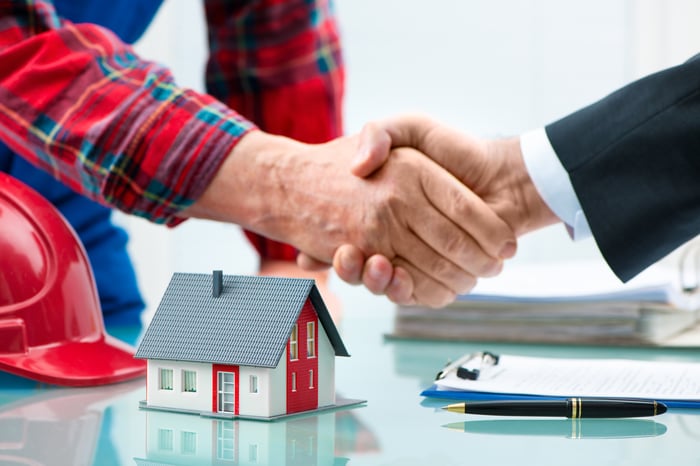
[135,273,349,367]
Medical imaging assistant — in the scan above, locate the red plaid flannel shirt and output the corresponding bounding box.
[0,0,344,260]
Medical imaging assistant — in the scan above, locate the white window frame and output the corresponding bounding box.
[291,372,297,392]
[159,368,173,391]
[217,372,235,413]
[289,324,298,360]
[309,369,314,389]
[306,321,316,358]
[249,375,259,393]
[182,370,197,393]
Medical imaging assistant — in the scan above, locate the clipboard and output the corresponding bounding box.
[422,351,700,409]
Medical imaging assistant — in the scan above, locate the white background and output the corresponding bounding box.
[121,0,700,319]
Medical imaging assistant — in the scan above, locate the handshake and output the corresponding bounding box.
[190,114,561,308]
[299,115,561,307]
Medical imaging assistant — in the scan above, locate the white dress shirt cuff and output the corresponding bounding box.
[520,128,592,241]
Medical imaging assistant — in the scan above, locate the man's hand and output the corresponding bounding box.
[184,129,517,307]
[305,115,559,301]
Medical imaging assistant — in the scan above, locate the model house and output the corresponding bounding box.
[135,271,358,420]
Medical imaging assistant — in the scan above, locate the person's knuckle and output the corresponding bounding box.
[442,231,470,259]
[427,256,456,283]
[475,256,503,277]
[450,190,473,217]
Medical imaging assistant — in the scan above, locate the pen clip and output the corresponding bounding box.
[457,351,500,380]
[436,351,500,381]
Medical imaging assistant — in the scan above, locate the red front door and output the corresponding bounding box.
[213,364,239,415]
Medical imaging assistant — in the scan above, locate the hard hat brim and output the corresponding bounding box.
[0,335,145,386]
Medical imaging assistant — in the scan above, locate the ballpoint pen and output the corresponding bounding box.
[442,398,667,418]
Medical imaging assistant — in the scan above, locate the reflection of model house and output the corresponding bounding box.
[135,410,339,466]
[135,271,355,420]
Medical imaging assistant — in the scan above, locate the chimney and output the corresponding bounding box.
[212,270,223,298]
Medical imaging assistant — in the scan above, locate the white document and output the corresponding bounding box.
[435,354,700,401]
[460,261,697,309]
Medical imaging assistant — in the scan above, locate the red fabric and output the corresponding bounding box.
[0,3,253,225]
[204,0,345,260]
[240,74,345,260]
[0,0,344,258]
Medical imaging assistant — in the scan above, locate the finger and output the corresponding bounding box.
[372,114,437,153]
[352,122,393,177]
[393,257,467,308]
[361,254,394,295]
[418,158,517,260]
[392,231,477,295]
[364,116,491,189]
[406,200,506,278]
[296,252,331,271]
[332,244,366,285]
[385,266,415,305]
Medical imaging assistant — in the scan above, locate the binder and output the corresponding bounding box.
[421,351,700,409]
[390,244,700,347]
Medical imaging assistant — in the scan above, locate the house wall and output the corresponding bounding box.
[238,362,287,418]
[317,324,336,407]
[146,360,213,413]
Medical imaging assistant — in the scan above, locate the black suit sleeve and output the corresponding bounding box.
[545,54,700,281]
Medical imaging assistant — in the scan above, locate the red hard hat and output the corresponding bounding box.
[0,172,145,386]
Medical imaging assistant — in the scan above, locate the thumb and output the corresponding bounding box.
[351,115,439,177]
[351,121,393,177]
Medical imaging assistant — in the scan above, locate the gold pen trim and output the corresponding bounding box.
[571,397,581,419]
[444,403,465,414]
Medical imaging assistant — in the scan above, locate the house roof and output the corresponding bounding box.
[134,273,349,368]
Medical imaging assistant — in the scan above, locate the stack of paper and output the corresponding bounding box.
[391,261,700,346]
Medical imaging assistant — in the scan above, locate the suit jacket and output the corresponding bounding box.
[545,54,700,282]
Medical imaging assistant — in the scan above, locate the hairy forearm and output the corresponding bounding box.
[183,131,300,234]
[183,130,364,262]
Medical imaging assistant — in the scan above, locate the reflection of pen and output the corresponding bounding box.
[443,398,667,418]
[444,419,667,439]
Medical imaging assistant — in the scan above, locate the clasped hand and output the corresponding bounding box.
[191,116,553,307]
[296,114,557,307]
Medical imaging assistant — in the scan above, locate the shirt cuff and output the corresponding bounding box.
[520,128,592,240]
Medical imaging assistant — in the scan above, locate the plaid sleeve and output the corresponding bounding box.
[204,0,345,260]
[0,0,255,225]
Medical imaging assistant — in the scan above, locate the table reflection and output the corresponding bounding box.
[444,418,667,439]
[0,379,142,465]
[136,407,378,466]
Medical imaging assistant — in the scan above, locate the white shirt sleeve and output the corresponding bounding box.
[519,128,592,240]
